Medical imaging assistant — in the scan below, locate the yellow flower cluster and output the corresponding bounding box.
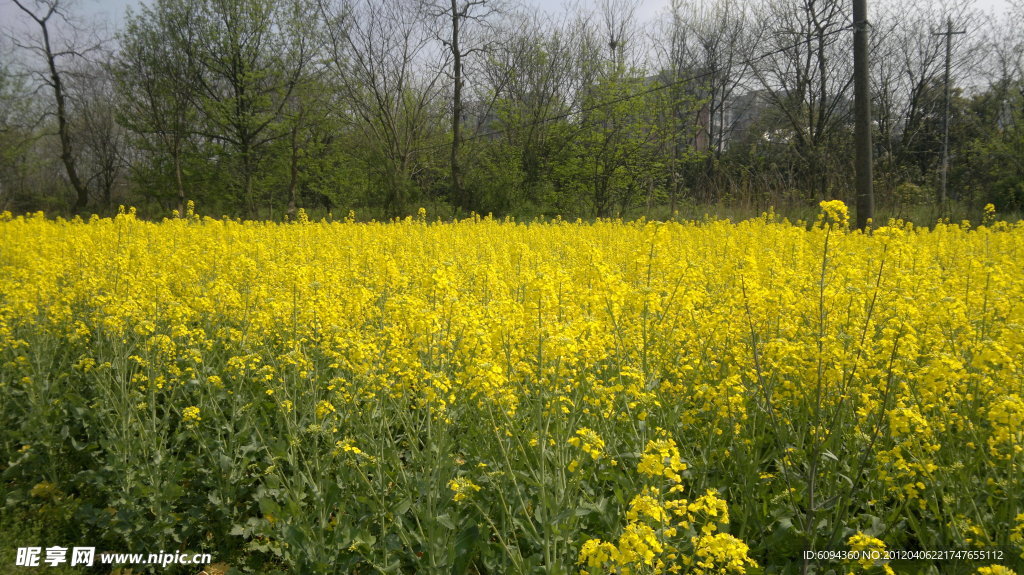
[578,486,755,574]
[977,566,1018,575]
[332,438,377,467]
[692,533,757,575]
[568,427,606,460]
[568,427,609,472]
[448,477,482,503]
[819,200,850,228]
[578,448,755,574]
[315,399,336,419]
[987,395,1024,459]
[2,204,1023,572]
[983,203,998,226]
[875,404,941,507]
[846,532,894,575]
[637,438,688,485]
[181,406,201,423]
[1011,514,1024,559]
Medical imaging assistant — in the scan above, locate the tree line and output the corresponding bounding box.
[2,0,1022,220]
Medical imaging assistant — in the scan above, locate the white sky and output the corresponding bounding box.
[1,0,1016,72]
[2,0,1016,32]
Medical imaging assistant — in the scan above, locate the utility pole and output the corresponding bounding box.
[853,0,873,230]
[934,17,965,210]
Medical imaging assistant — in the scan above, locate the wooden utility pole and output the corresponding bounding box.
[934,17,965,209]
[853,0,873,230]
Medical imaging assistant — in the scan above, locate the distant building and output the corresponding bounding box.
[721,90,770,150]
[645,79,772,154]
[461,100,502,140]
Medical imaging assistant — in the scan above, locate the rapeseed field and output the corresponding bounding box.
[0,203,1021,574]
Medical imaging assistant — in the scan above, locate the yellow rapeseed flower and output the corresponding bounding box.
[182,406,201,423]
[448,477,482,502]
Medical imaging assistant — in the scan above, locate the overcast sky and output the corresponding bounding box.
[2,0,1016,50]
[3,0,1017,28]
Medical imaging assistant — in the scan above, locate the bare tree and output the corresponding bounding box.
[871,0,978,201]
[422,0,502,214]
[985,2,1024,90]
[685,0,756,158]
[115,0,203,215]
[0,52,36,210]
[319,0,447,215]
[478,11,580,184]
[10,0,100,212]
[70,55,127,210]
[653,0,757,206]
[596,0,639,67]
[654,0,692,211]
[751,0,853,202]
[188,0,319,218]
[558,1,671,217]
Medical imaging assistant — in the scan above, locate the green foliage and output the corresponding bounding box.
[6,0,1024,221]
[552,65,674,218]
[464,138,527,216]
[961,87,1024,212]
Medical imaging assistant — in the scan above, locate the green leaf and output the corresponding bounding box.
[436,513,456,530]
[393,497,412,515]
[259,497,281,517]
[452,523,480,575]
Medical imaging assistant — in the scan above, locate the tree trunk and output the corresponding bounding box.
[287,123,300,217]
[450,0,466,213]
[174,152,186,217]
[33,9,89,212]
